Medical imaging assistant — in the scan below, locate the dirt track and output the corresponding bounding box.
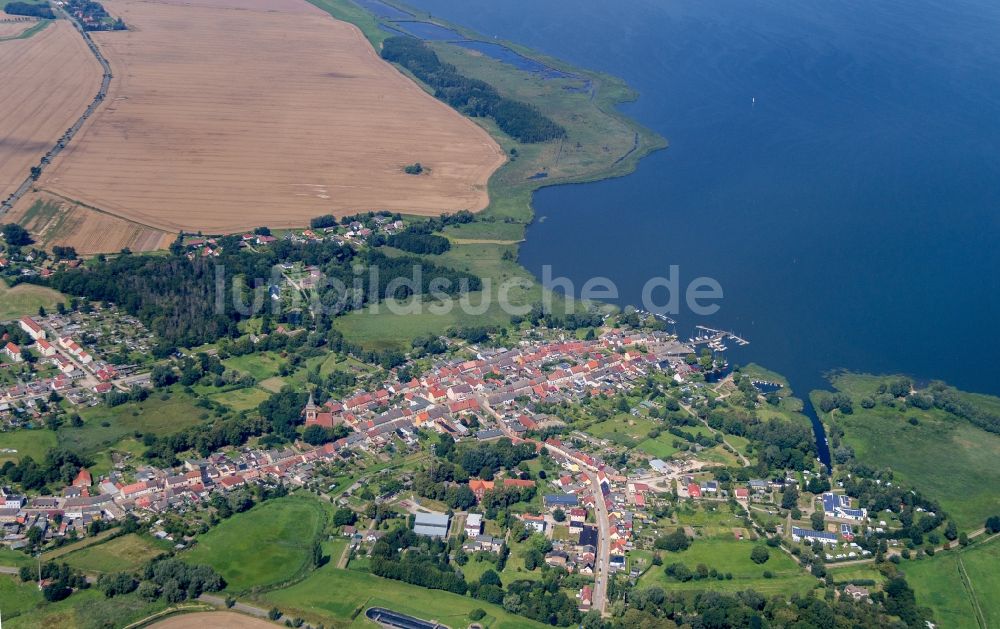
[0,21,101,201]
[147,611,276,628]
[38,0,506,234]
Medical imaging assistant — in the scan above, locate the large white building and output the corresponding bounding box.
[18,316,45,341]
[413,512,450,538]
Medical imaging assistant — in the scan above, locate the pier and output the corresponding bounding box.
[688,325,750,352]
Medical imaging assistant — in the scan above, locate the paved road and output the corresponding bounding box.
[480,396,613,614]
[585,471,611,615]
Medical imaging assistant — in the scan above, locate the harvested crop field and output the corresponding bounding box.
[39,0,506,234]
[8,192,172,254]
[0,15,38,38]
[0,20,101,201]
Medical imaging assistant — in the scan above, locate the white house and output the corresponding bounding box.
[18,316,45,341]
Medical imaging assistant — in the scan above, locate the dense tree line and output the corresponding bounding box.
[3,2,54,18]
[504,577,580,626]
[0,321,32,347]
[745,418,817,470]
[604,583,922,629]
[480,484,535,512]
[142,412,270,466]
[65,0,126,30]
[386,229,451,255]
[925,381,1000,434]
[310,210,402,230]
[511,305,605,331]
[46,236,478,351]
[143,558,224,602]
[19,562,88,602]
[0,450,89,492]
[1,222,33,246]
[371,527,467,594]
[453,438,538,477]
[257,389,308,438]
[381,37,565,143]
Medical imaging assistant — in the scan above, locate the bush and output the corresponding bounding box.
[750,546,770,565]
[985,515,1000,534]
[469,608,486,621]
[137,581,160,601]
[654,528,691,552]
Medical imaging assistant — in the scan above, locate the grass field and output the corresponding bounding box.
[813,373,1000,530]
[260,564,546,629]
[0,427,57,465]
[5,588,169,629]
[905,537,1000,629]
[221,353,284,381]
[208,386,270,412]
[639,536,816,595]
[499,537,544,583]
[675,504,751,537]
[827,563,887,586]
[0,575,45,620]
[0,547,35,569]
[61,534,172,574]
[0,278,66,322]
[59,389,208,458]
[183,495,329,593]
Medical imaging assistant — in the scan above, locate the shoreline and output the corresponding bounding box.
[309,0,667,225]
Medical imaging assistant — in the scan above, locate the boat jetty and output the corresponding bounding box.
[688,325,750,352]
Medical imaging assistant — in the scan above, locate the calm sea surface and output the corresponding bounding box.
[403,0,1000,408]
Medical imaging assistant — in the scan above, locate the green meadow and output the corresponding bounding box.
[0,278,66,321]
[260,564,545,629]
[56,389,209,460]
[638,535,816,596]
[182,495,329,593]
[61,534,172,574]
[813,373,1000,530]
[905,537,1000,629]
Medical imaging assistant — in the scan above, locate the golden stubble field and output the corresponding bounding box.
[0,20,101,200]
[7,191,173,254]
[38,0,507,234]
[0,13,37,38]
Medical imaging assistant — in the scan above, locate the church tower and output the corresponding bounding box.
[304,391,318,423]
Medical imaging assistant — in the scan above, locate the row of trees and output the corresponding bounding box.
[386,230,451,255]
[3,2,54,18]
[381,37,565,143]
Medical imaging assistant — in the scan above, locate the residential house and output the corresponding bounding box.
[465,513,483,537]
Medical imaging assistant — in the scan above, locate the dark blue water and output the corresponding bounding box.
[404,0,1000,412]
